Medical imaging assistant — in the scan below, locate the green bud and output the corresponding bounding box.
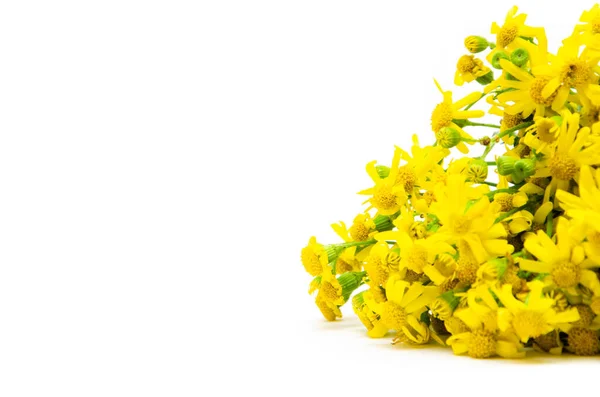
[339,271,366,302]
[436,126,462,149]
[475,71,494,85]
[466,158,488,183]
[376,165,390,179]
[491,50,510,69]
[511,48,529,67]
[514,159,536,178]
[373,214,394,232]
[464,35,489,53]
[497,156,517,176]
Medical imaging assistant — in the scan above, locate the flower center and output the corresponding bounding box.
[457,253,479,285]
[568,327,600,356]
[301,247,323,276]
[592,17,600,34]
[560,60,593,86]
[468,330,497,358]
[502,112,523,129]
[457,55,477,73]
[534,331,560,352]
[497,24,519,47]
[316,297,339,321]
[549,153,578,181]
[406,245,429,273]
[551,261,581,288]
[431,102,453,132]
[494,192,514,212]
[349,222,371,241]
[453,215,472,235]
[396,165,417,192]
[320,279,341,303]
[573,305,595,328]
[372,186,398,211]
[512,311,547,340]
[529,77,558,106]
[381,301,407,330]
[365,256,390,286]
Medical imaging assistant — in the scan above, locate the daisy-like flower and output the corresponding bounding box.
[447,285,525,359]
[301,237,331,276]
[572,4,600,53]
[518,221,600,295]
[496,280,580,343]
[359,147,407,216]
[375,229,455,274]
[491,6,548,59]
[522,116,561,156]
[532,37,600,111]
[353,291,388,338]
[533,111,600,201]
[430,174,513,264]
[495,59,557,118]
[363,241,396,287]
[366,274,439,333]
[393,135,450,195]
[430,80,484,153]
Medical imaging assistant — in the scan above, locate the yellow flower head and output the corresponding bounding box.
[430,80,484,153]
[496,280,580,342]
[359,147,407,215]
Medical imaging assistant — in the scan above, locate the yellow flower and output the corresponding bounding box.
[454,55,491,86]
[359,148,407,215]
[491,6,547,59]
[430,174,513,264]
[522,116,560,156]
[518,223,600,295]
[315,293,342,321]
[334,247,362,274]
[495,59,555,118]
[572,5,600,53]
[376,229,455,274]
[534,111,600,201]
[557,165,600,227]
[430,80,484,153]
[301,237,330,276]
[353,291,388,338]
[332,214,376,242]
[447,287,525,358]
[393,135,450,194]
[496,280,580,342]
[363,241,395,287]
[368,274,439,332]
[532,37,600,111]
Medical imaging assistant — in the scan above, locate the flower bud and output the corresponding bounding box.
[497,156,517,176]
[464,35,489,53]
[376,165,390,179]
[466,158,488,183]
[475,71,494,85]
[511,48,529,67]
[436,126,462,148]
[491,50,510,69]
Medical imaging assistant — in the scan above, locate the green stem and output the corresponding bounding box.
[495,204,528,224]
[485,161,496,166]
[485,188,517,197]
[482,181,497,187]
[546,214,554,237]
[337,239,377,249]
[479,121,534,160]
[463,121,501,128]
[464,92,485,110]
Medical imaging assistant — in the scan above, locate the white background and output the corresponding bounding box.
[1,1,599,396]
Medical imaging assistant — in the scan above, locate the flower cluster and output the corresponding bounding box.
[300,6,600,358]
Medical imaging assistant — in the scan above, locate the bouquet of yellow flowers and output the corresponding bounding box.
[300,5,600,359]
